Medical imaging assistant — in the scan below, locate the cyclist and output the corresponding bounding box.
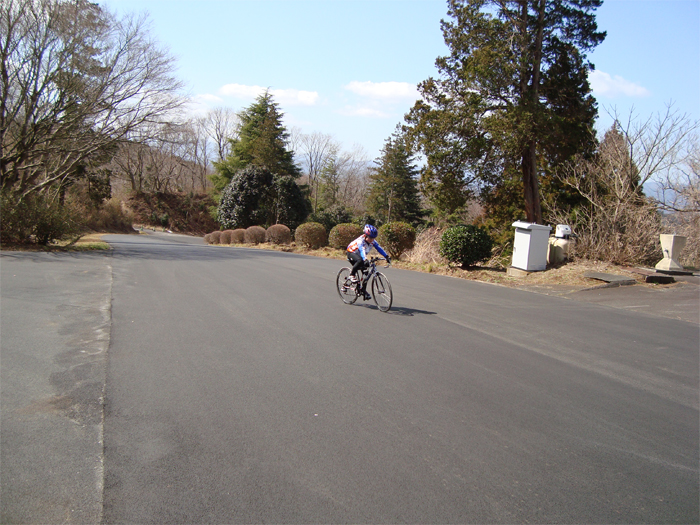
[347,224,391,300]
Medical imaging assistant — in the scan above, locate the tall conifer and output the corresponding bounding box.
[405,0,605,224]
[212,91,300,191]
[367,131,423,225]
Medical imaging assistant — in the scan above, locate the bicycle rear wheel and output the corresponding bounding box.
[371,272,393,312]
[336,267,359,304]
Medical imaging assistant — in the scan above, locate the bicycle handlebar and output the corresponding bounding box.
[369,256,391,267]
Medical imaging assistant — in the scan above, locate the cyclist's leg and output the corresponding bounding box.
[348,252,364,279]
[336,267,359,304]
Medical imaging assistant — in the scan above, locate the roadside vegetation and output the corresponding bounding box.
[2,0,697,270]
[200,223,648,289]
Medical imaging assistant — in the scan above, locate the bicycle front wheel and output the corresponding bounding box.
[371,272,393,312]
[336,267,359,304]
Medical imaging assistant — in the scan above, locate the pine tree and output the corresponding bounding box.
[212,91,309,226]
[367,131,423,225]
[211,91,301,191]
[405,0,605,225]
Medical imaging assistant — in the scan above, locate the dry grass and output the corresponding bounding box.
[404,228,445,266]
[2,233,112,252]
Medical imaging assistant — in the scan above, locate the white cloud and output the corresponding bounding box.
[337,106,391,118]
[196,93,224,103]
[344,81,419,101]
[219,83,266,99]
[218,83,319,106]
[589,70,651,98]
[273,88,319,107]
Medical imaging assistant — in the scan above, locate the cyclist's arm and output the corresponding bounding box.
[371,241,388,259]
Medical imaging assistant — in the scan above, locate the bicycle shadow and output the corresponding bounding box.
[354,304,437,316]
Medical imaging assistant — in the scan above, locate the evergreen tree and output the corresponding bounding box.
[217,165,274,228]
[212,91,310,227]
[367,131,423,225]
[272,175,311,229]
[405,0,605,225]
[597,124,642,196]
[211,91,301,191]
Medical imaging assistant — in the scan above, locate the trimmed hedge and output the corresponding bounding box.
[378,222,416,260]
[266,224,291,245]
[220,230,234,244]
[439,224,493,268]
[295,222,327,249]
[208,231,222,244]
[329,223,362,250]
[231,228,246,243]
[244,225,266,244]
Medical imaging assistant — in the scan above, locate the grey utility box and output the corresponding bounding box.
[511,221,552,271]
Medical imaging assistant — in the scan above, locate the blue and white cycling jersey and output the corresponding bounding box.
[347,235,388,260]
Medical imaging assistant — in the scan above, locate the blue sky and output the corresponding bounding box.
[106,0,699,161]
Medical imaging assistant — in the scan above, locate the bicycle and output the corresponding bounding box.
[336,256,393,312]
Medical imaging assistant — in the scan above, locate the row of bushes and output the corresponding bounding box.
[295,222,419,259]
[205,224,293,245]
[205,221,494,268]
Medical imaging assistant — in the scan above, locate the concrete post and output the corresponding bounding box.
[655,234,687,271]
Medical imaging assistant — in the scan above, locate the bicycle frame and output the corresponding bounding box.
[336,256,393,312]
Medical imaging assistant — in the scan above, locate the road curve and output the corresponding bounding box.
[101,233,698,524]
[1,232,696,524]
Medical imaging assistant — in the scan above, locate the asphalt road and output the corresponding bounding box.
[2,232,698,524]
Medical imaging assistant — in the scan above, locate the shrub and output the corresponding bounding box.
[329,223,362,250]
[209,231,222,244]
[220,230,234,244]
[559,203,661,266]
[664,213,699,269]
[439,224,493,268]
[0,190,77,245]
[244,225,266,244]
[231,228,246,243]
[266,224,291,245]
[378,222,416,260]
[295,222,327,249]
[309,205,352,232]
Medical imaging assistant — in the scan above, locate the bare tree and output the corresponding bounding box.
[110,141,149,193]
[110,120,212,194]
[655,139,699,268]
[203,107,239,163]
[654,138,699,214]
[606,104,699,196]
[287,126,302,157]
[295,131,338,213]
[553,104,699,265]
[188,118,213,192]
[0,0,186,201]
[336,145,372,214]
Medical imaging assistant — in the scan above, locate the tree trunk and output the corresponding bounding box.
[521,142,542,224]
